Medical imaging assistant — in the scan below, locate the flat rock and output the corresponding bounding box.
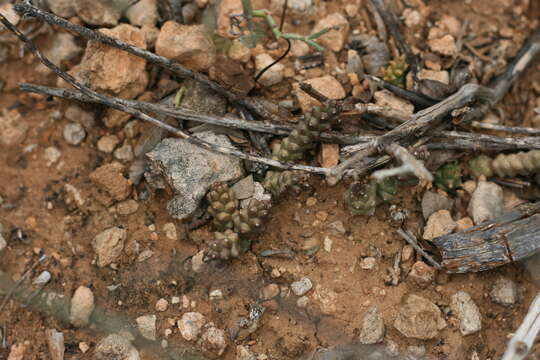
[136,315,157,340]
[74,0,121,26]
[294,75,346,112]
[450,291,482,336]
[178,312,206,341]
[146,133,244,219]
[255,53,284,86]
[312,13,350,52]
[90,162,132,201]
[71,24,148,99]
[490,277,519,306]
[0,110,28,147]
[231,175,255,200]
[92,227,126,267]
[156,21,215,72]
[467,181,504,225]
[421,191,453,220]
[418,69,449,84]
[70,286,95,327]
[359,306,385,344]
[394,295,446,340]
[428,34,458,56]
[177,79,227,117]
[95,334,140,360]
[373,90,414,116]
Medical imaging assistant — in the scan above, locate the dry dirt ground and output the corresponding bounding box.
[1,0,540,359]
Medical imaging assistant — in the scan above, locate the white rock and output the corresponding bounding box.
[291,278,313,296]
[490,277,519,306]
[467,181,504,225]
[136,314,157,340]
[163,222,177,240]
[44,147,62,167]
[177,312,206,341]
[45,329,65,360]
[255,54,284,87]
[114,142,134,162]
[450,291,482,336]
[361,257,377,270]
[70,286,95,327]
[155,298,169,312]
[63,122,86,146]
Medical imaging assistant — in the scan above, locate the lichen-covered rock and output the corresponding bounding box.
[70,24,148,99]
[146,133,244,219]
[156,21,216,72]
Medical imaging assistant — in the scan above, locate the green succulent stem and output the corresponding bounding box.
[240,1,328,51]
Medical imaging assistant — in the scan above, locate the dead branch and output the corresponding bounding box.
[0,12,329,176]
[396,228,442,269]
[372,144,433,181]
[470,121,540,135]
[433,201,540,273]
[502,291,540,360]
[13,0,281,121]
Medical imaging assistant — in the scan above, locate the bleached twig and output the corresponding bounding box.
[371,144,433,181]
[501,291,540,360]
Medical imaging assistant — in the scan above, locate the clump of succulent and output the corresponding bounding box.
[434,162,462,193]
[344,178,399,216]
[262,106,340,198]
[469,150,540,178]
[205,182,270,260]
[383,55,409,88]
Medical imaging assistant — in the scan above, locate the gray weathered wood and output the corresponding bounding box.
[434,202,540,273]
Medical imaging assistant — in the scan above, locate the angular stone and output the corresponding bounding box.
[450,291,482,336]
[408,261,436,285]
[45,329,65,360]
[136,314,157,340]
[72,24,148,99]
[74,0,121,26]
[394,295,446,339]
[92,227,126,267]
[490,277,519,306]
[421,191,453,220]
[291,278,313,296]
[428,34,458,56]
[201,326,227,356]
[146,133,244,219]
[126,0,158,27]
[423,210,456,241]
[374,90,414,116]
[312,13,350,52]
[95,334,140,360]
[90,162,132,201]
[156,22,215,72]
[359,306,385,344]
[178,312,206,341]
[468,180,504,225]
[255,53,284,86]
[294,75,346,112]
[0,110,28,147]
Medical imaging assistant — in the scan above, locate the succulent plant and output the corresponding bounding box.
[206,182,239,231]
[262,170,305,198]
[469,150,540,179]
[233,199,270,234]
[375,177,398,202]
[434,162,462,192]
[206,229,242,260]
[383,55,409,88]
[344,181,378,216]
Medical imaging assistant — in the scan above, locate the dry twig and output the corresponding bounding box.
[502,291,540,360]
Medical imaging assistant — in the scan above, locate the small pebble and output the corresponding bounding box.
[155,298,169,312]
[291,278,313,296]
[136,314,157,340]
[63,122,86,145]
[70,286,95,327]
[97,135,119,153]
[178,312,206,341]
[360,257,377,270]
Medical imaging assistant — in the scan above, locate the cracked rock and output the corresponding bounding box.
[146,133,244,219]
